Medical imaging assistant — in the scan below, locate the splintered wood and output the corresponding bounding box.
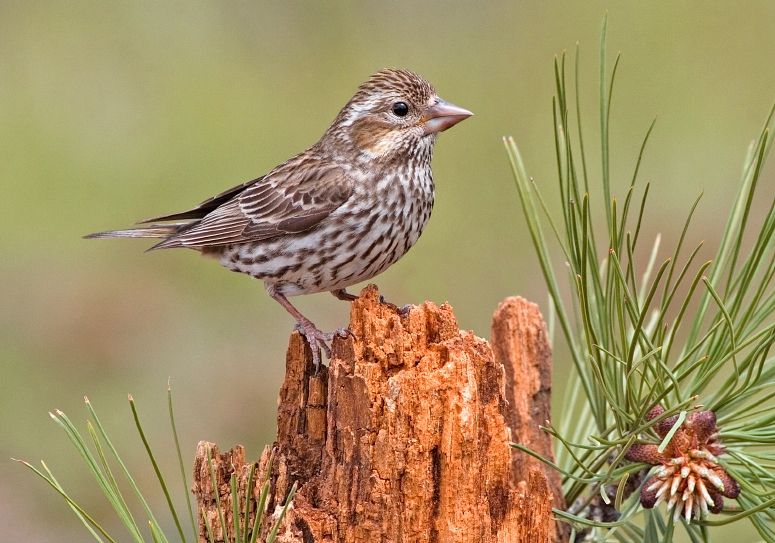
[193,285,561,543]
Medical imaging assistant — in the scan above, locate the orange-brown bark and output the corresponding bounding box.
[491,297,564,509]
[193,286,562,542]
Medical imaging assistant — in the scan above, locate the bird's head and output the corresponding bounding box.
[322,68,473,164]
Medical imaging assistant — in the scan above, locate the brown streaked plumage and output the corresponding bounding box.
[86,68,473,367]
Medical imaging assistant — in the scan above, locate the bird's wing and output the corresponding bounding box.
[139,177,265,223]
[155,155,354,249]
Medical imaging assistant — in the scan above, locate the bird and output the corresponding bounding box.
[86,68,473,367]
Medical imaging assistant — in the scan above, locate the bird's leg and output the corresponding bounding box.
[268,289,328,368]
[329,290,361,336]
[331,288,358,302]
[267,285,349,370]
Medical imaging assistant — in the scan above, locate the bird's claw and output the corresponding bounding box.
[294,321,330,369]
[378,295,413,317]
[398,304,413,316]
[332,327,355,340]
[316,337,333,359]
[294,322,355,370]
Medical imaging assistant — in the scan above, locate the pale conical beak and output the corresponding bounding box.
[421,98,474,135]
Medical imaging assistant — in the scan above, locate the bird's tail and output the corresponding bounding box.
[84,223,191,249]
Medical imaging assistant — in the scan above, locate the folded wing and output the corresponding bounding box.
[152,154,354,250]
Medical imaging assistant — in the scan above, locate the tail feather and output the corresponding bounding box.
[84,223,190,249]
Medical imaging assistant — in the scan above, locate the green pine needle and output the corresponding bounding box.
[18,389,296,543]
[129,394,187,542]
[507,16,775,541]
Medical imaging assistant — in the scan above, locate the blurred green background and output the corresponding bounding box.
[2,2,773,541]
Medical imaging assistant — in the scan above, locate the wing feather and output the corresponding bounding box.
[140,177,264,223]
[161,153,354,249]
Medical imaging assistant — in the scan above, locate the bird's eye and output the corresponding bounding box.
[391,101,409,117]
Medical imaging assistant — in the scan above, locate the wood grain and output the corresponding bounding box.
[193,285,561,542]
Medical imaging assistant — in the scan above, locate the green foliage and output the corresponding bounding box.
[506,16,775,542]
[14,385,295,543]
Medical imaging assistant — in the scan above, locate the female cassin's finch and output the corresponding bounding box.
[87,68,473,367]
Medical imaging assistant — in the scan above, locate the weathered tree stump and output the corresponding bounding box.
[192,285,563,542]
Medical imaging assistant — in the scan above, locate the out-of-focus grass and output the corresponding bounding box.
[2,2,773,542]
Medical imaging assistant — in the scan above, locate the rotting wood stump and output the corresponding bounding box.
[193,285,564,543]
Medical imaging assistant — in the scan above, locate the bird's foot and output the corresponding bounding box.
[379,294,413,316]
[294,321,353,370]
[328,327,356,340]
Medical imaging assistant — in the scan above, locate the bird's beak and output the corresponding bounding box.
[421,98,474,135]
